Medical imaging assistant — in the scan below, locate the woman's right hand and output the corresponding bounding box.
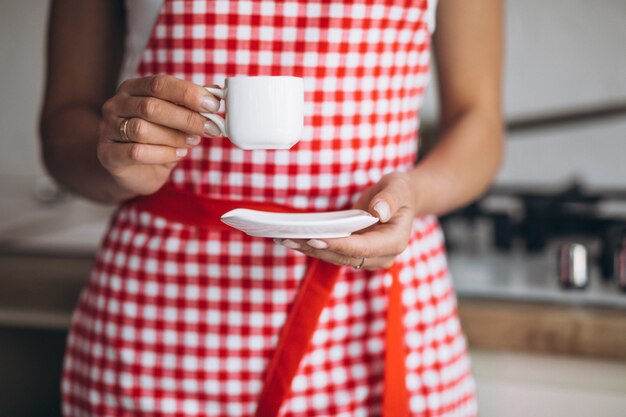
[97,75,222,197]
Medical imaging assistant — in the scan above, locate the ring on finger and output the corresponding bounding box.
[119,118,132,142]
[353,257,366,270]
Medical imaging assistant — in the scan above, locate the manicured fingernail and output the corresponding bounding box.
[204,121,221,137]
[186,135,201,145]
[281,239,300,249]
[373,201,390,222]
[201,96,219,112]
[307,239,328,249]
[176,148,188,157]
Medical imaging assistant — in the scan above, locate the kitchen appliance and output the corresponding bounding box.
[441,182,626,293]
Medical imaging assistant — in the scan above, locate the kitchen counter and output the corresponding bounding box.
[459,300,626,360]
[2,249,626,361]
[450,252,626,309]
[1,190,626,360]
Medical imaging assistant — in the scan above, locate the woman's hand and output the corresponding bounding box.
[274,172,418,271]
[97,75,222,196]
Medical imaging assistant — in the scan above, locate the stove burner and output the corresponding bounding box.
[441,182,626,290]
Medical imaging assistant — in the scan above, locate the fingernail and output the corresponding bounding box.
[186,135,201,145]
[374,201,390,222]
[201,96,220,112]
[176,148,188,157]
[281,239,300,249]
[307,239,328,249]
[204,121,221,137]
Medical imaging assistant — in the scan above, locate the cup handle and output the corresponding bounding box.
[201,86,227,136]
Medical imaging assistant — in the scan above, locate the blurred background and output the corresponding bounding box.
[1,1,625,416]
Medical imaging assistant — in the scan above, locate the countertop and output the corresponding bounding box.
[1,185,626,360]
[3,249,626,361]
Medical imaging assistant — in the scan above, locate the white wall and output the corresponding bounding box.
[494,0,626,188]
[422,0,626,188]
[502,0,626,118]
[0,0,49,181]
[422,0,626,122]
[497,117,626,188]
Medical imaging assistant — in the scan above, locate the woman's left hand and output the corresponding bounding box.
[274,172,418,271]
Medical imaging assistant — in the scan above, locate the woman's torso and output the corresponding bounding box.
[62,2,476,416]
[135,0,433,209]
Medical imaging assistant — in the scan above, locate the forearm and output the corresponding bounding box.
[41,105,135,204]
[409,108,503,216]
[408,0,503,217]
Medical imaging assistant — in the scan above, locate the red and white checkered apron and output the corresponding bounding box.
[62,1,477,416]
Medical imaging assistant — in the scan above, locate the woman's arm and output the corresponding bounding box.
[40,0,129,203]
[409,0,504,216]
[41,0,221,204]
[276,0,503,270]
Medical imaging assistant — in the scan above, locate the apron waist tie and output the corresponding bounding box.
[129,184,408,417]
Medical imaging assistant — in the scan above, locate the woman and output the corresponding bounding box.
[41,0,502,416]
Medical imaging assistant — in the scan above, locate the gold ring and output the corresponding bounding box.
[119,118,131,142]
[353,257,365,270]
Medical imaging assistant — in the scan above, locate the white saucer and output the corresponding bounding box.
[220,208,379,239]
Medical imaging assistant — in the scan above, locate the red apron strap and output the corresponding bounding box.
[129,185,408,416]
[255,261,407,417]
[383,263,409,417]
[254,259,342,416]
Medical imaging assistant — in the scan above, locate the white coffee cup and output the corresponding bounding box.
[201,76,304,150]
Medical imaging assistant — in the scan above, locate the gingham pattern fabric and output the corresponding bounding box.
[62,1,477,416]
[142,0,430,210]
